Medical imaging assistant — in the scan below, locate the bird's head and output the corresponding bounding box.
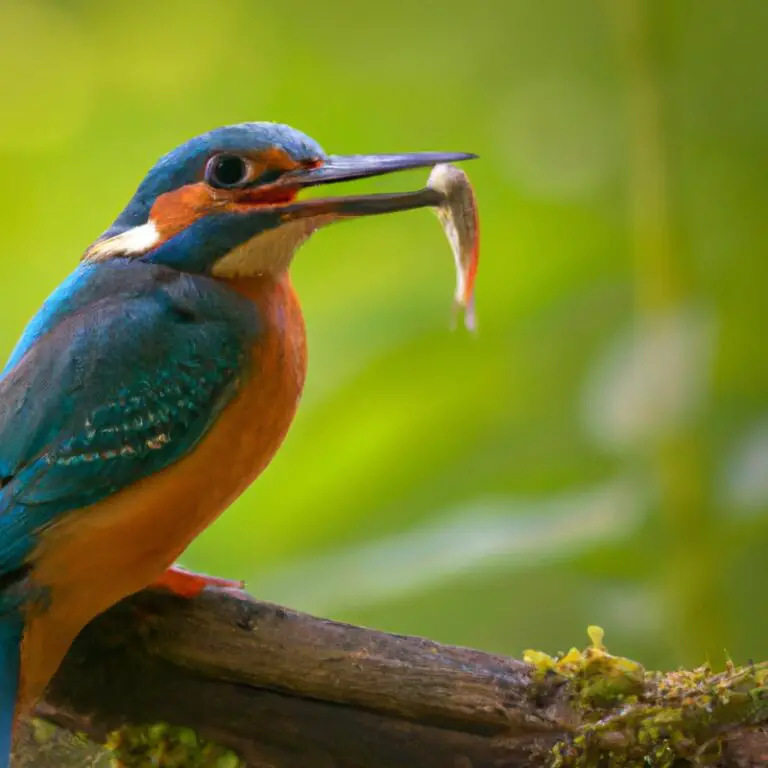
[84,122,475,278]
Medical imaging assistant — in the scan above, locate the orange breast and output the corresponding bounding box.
[19,273,307,712]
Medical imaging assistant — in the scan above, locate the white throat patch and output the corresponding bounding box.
[84,221,161,262]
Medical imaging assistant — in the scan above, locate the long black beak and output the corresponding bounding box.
[275,151,478,219]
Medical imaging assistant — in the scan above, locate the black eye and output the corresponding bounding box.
[205,154,250,188]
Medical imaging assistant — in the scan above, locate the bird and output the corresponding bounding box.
[0,121,475,764]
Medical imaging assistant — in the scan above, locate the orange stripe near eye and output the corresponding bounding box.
[232,147,303,184]
[148,178,299,240]
[255,146,304,172]
[148,150,318,239]
[246,147,322,182]
[227,187,299,212]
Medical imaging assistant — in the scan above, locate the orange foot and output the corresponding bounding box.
[151,564,246,599]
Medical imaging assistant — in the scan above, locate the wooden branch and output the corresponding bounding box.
[13,587,768,767]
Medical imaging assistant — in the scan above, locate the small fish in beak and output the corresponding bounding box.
[427,164,480,331]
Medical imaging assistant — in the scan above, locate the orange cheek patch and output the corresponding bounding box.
[150,182,221,241]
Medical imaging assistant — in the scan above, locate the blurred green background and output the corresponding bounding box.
[0,0,766,671]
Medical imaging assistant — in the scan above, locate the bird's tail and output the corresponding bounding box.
[0,611,22,768]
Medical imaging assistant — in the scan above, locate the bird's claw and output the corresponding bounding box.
[151,564,246,598]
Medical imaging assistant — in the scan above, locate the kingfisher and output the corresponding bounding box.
[0,121,474,763]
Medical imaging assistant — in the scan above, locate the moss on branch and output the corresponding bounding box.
[526,627,768,767]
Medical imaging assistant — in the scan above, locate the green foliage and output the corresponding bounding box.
[0,0,765,671]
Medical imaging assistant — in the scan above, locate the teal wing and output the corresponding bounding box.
[0,266,256,586]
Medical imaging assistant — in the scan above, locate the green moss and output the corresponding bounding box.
[31,718,58,745]
[14,719,113,767]
[525,625,646,711]
[525,627,768,767]
[105,723,244,768]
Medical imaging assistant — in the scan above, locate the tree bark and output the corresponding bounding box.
[12,586,768,767]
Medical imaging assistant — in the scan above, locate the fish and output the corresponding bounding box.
[427,163,480,331]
